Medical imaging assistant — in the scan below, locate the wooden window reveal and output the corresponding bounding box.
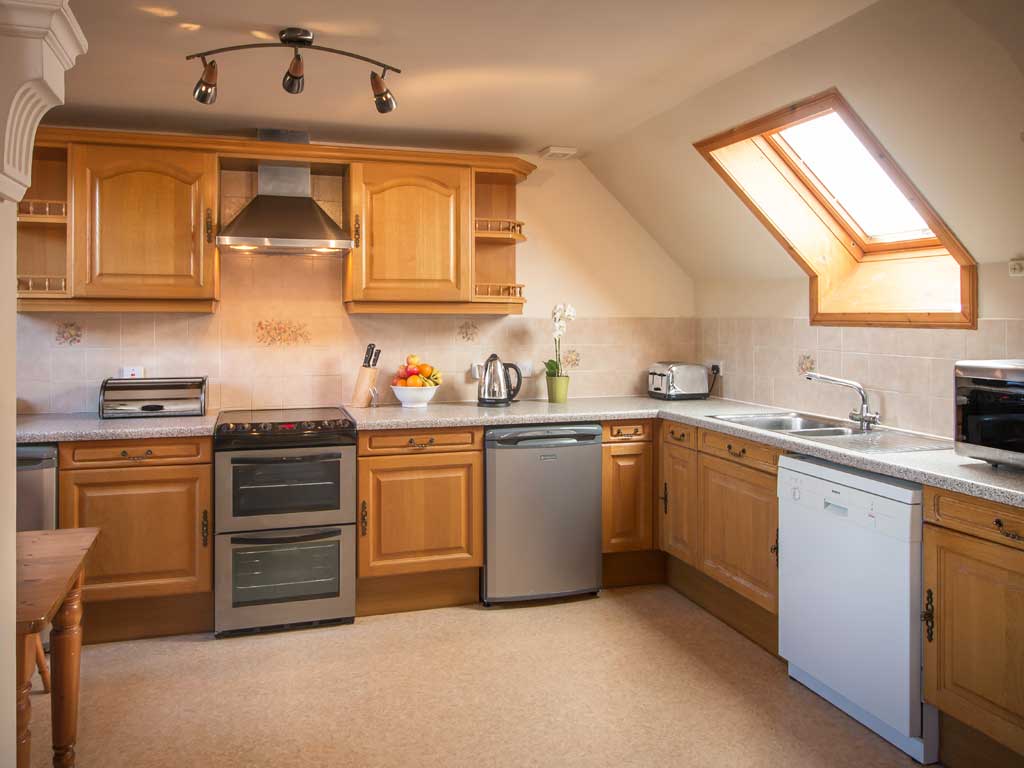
[694,88,976,329]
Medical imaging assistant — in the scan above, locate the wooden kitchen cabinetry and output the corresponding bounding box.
[344,162,473,304]
[357,435,484,579]
[58,438,213,602]
[659,439,700,567]
[698,453,779,613]
[601,442,653,552]
[923,488,1024,757]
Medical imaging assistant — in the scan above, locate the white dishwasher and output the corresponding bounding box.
[777,455,938,764]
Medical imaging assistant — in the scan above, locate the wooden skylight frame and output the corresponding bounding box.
[694,88,977,329]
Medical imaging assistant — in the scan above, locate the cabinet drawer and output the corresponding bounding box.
[924,486,1024,552]
[698,429,780,473]
[603,420,652,443]
[357,428,483,456]
[59,437,212,469]
[662,422,696,448]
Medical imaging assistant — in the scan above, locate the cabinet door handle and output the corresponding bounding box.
[994,518,1023,541]
[770,527,779,566]
[669,430,686,442]
[201,510,209,547]
[120,449,129,457]
[659,482,669,515]
[921,588,934,642]
[205,208,213,243]
[726,443,747,458]
[353,214,361,248]
[360,501,368,536]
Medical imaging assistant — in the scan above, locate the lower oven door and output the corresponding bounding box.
[215,525,356,635]
[215,445,356,532]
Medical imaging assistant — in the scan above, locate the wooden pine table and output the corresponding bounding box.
[16,528,98,768]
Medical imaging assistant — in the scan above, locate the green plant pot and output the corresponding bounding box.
[546,375,569,404]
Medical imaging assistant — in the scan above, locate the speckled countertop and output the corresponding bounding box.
[16,412,220,443]
[17,396,1024,508]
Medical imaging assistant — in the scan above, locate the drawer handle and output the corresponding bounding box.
[993,518,1023,542]
[921,588,934,642]
[120,449,129,457]
[632,427,640,435]
[407,437,436,449]
[360,501,368,536]
[669,430,687,442]
[726,443,747,458]
[121,448,154,461]
[201,510,209,547]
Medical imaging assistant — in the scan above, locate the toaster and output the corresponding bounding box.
[648,362,710,400]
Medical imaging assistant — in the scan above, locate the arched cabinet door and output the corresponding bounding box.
[71,145,218,298]
[346,162,472,302]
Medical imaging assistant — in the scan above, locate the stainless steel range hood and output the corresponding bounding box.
[216,130,353,255]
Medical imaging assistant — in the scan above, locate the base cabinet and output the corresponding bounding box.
[659,441,700,567]
[924,524,1024,756]
[601,443,653,552]
[358,451,483,578]
[698,454,778,613]
[58,463,212,601]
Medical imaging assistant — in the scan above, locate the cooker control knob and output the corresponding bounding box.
[791,487,801,502]
[236,423,251,432]
[258,422,273,432]
[219,423,233,432]
[301,421,316,430]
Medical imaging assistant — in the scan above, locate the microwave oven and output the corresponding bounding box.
[954,360,1024,468]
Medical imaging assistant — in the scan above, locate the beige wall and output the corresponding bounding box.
[584,0,1024,284]
[517,157,694,317]
[16,157,697,413]
[0,200,15,760]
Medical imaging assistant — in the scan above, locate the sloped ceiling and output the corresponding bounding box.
[50,0,877,152]
[584,0,1024,281]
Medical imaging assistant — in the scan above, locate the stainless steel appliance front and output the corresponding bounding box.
[954,359,1024,468]
[215,445,356,532]
[483,425,602,603]
[215,525,355,635]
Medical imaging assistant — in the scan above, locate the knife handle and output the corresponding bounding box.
[371,348,382,367]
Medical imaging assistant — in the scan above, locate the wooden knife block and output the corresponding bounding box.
[350,366,379,408]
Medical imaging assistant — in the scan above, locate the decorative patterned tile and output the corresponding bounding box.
[255,319,312,346]
[457,321,479,343]
[55,320,82,346]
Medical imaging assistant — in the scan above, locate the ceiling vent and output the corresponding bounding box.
[539,146,578,160]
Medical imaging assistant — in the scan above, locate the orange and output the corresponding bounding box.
[394,378,407,387]
[418,363,434,377]
[406,375,424,387]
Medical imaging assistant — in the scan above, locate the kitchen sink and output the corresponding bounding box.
[711,411,951,453]
[713,412,852,432]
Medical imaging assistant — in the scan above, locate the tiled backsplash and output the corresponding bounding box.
[16,254,697,414]
[699,317,1024,438]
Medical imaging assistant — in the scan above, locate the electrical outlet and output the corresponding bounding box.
[516,360,535,377]
[120,366,145,378]
[707,361,723,376]
[1010,259,1024,278]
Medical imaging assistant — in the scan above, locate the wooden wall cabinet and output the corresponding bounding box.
[345,162,472,304]
[59,462,212,602]
[601,442,653,552]
[71,144,218,300]
[659,440,700,567]
[924,515,1024,756]
[357,450,484,578]
[697,453,779,613]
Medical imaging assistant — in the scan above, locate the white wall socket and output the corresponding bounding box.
[1010,259,1024,277]
[120,366,145,378]
[517,360,535,377]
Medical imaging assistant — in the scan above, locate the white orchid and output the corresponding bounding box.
[545,302,576,377]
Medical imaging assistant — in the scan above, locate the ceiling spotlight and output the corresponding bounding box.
[185,27,401,113]
[370,70,396,114]
[282,51,304,94]
[192,58,218,105]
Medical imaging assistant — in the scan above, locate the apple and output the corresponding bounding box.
[405,365,419,376]
[406,354,420,366]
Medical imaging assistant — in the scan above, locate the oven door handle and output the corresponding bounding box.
[230,453,343,465]
[230,528,343,545]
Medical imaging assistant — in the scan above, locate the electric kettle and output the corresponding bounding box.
[478,354,522,407]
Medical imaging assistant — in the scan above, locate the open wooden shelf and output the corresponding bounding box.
[17,213,67,225]
[17,275,67,294]
[474,218,525,242]
[474,282,525,302]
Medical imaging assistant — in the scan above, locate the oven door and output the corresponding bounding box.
[955,374,1024,466]
[215,525,356,635]
[215,445,356,532]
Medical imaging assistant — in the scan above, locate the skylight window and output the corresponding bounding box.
[773,113,934,246]
[694,88,977,329]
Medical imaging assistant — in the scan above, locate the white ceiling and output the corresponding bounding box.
[51,0,878,153]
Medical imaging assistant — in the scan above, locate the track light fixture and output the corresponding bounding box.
[370,70,397,114]
[282,51,304,94]
[186,27,400,112]
[192,57,218,104]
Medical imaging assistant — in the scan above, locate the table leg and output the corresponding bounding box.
[16,632,35,768]
[50,581,83,768]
